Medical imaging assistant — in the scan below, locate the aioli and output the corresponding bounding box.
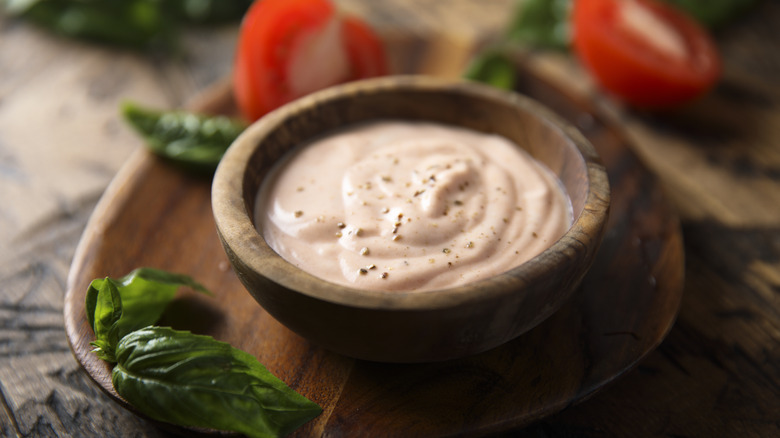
[256,121,573,291]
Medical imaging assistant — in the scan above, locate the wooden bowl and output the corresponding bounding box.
[211,76,610,363]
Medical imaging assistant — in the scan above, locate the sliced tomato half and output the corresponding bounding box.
[233,0,388,121]
[572,0,721,108]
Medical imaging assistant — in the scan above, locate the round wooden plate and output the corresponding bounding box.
[64,68,684,436]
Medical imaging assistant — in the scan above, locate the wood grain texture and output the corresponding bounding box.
[507,3,780,436]
[64,63,683,436]
[0,12,238,438]
[3,0,780,436]
[0,2,515,435]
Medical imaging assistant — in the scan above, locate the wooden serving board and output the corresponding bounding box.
[64,67,684,436]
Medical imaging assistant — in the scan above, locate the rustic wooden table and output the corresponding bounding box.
[1,1,779,437]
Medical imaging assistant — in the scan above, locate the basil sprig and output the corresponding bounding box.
[114,327,322,438]
[121,102,248,174]
[87,267,211,361]
[85,268,322,437]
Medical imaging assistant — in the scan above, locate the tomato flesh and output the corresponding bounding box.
[573,0,721,108]
[234,0,388,121]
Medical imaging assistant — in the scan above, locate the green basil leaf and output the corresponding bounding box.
[506,0,572,50]
[4,0,251,50]
[113,327,322,438]
[117,267,212,295]
[6,0,173,49]
[89,279,123,362]
[121,102,248,174]
[162,0,253,24]
[464,50,517,90]
[660,0,759,29]
[86,268,212,362]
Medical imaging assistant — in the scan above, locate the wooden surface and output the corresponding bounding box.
[64,67,681,436]
[2,0,779,437]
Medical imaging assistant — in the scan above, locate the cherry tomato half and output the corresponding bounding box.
[572,0,721,108]
[233,0,388,121]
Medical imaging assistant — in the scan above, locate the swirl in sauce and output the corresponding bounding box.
[256,121,573,291]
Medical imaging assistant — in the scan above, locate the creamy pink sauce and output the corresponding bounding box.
[256,121,573,291]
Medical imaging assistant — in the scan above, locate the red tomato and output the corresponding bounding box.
[233,0,388,121]
[572,0,721,108]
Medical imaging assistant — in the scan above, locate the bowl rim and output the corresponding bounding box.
[212,75,610,311]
